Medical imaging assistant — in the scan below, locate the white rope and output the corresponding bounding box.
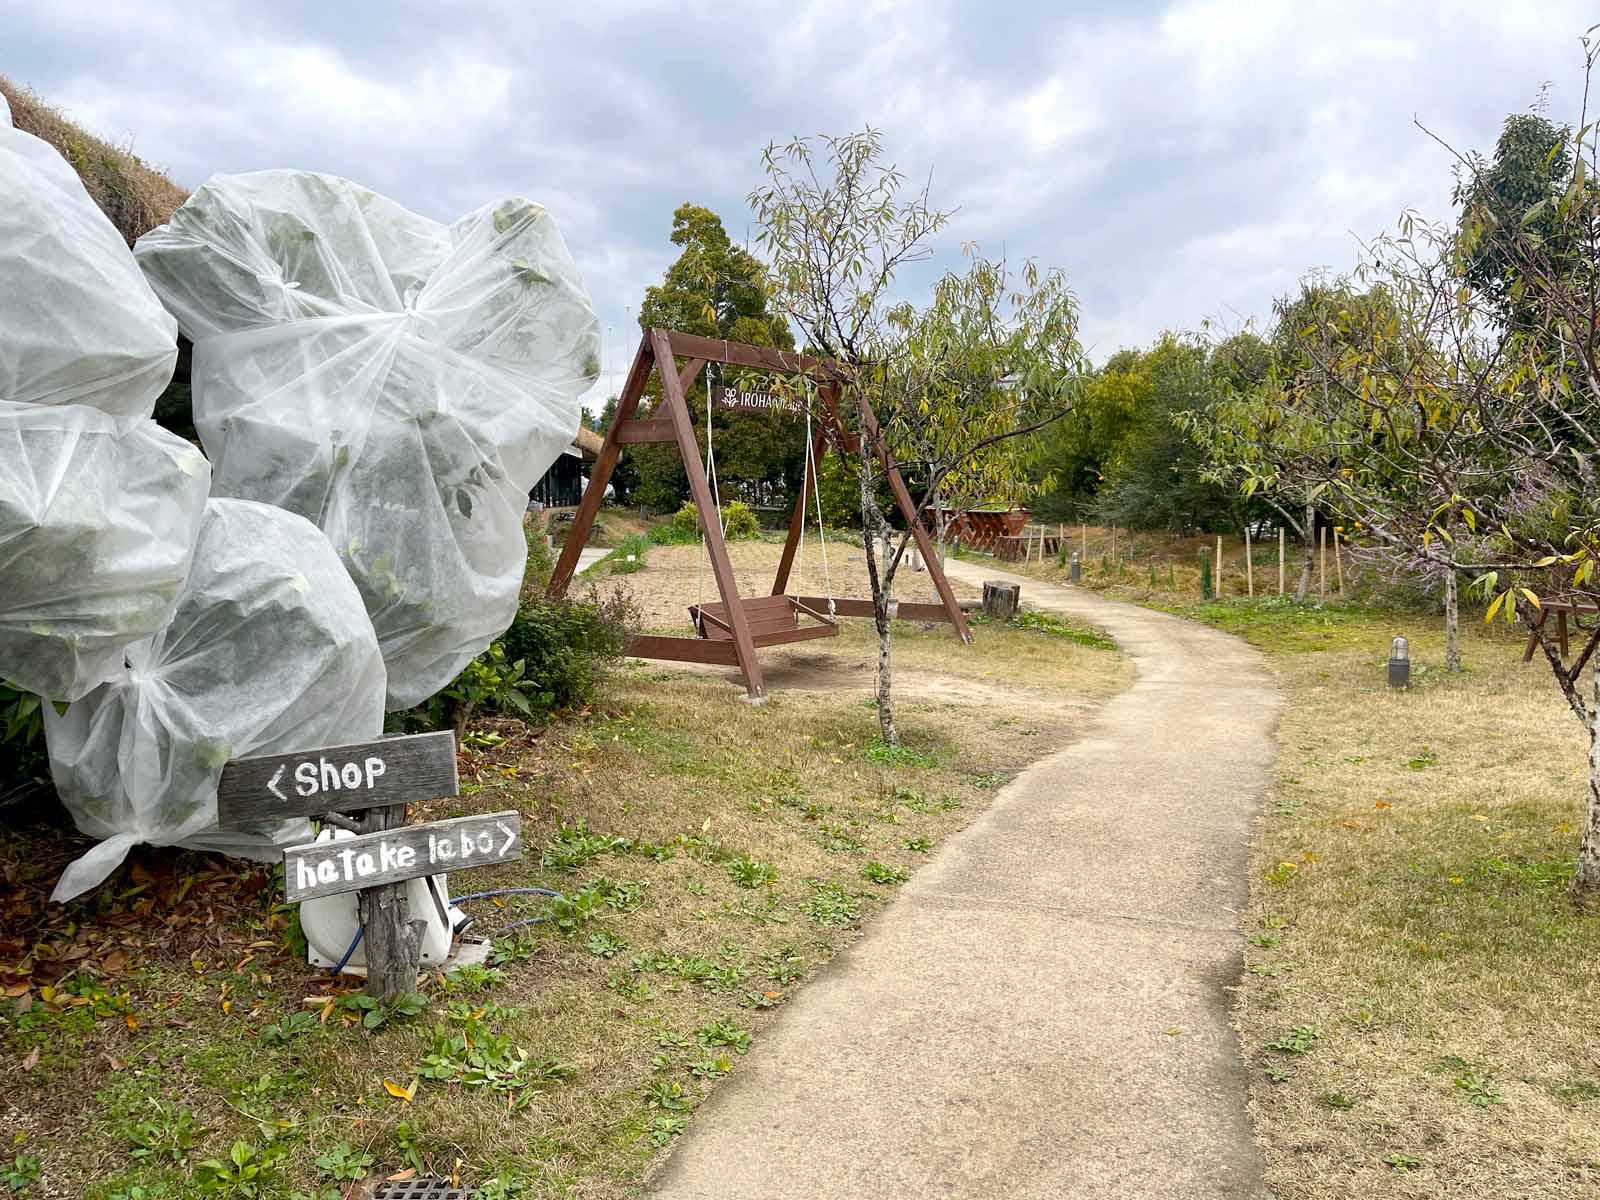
[696,362,726,616]
[803,375,836,616]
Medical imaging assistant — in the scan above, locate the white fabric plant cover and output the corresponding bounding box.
[134,171,600,707]
[0,404,210,702]
[0,95,179,424]
[44,498,388,902]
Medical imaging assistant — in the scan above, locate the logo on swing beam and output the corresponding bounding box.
[714,385,800,414]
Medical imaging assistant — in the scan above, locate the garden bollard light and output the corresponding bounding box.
[1070,552,1081,583]
[1388,635,1410,689]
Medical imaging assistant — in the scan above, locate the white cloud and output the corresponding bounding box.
[7,0,1598,393]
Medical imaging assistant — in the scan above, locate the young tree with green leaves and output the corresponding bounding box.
[751,130,1082,744]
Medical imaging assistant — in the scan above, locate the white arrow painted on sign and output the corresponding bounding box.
[267,764,287,802]
[497,821,518,855]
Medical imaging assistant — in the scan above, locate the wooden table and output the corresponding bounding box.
[1522,599,1598,663]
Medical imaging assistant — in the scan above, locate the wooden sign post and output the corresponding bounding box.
[218,731,523,999]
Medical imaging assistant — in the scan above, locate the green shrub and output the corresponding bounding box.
[523,519,554,591]
[497,589,637,716]
[648,503,700,545]
[721,500,760,541]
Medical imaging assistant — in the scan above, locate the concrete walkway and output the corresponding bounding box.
[647,563,1281,1200]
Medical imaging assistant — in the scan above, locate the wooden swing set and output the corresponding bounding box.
[547,329,971,701]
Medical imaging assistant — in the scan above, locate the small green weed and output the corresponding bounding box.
[337,991,427,1030]
[257,1012,316,1046]
[585,931,629,958]
[1265,1025,1321,1055]
[865,740,938,768]
[694,1018,752,1053]
[195,1141,281,1196]
[861,861,909,885]
[128,1106,198,1164]
[313,1141,374,1182]
[802,881,862,927]
[725,855,779,889]
[2,1157,41,1191]
[1454,1071,1503,1108]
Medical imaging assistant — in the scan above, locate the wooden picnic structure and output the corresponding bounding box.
[1522,598,1600,676]
[547,330,971,701]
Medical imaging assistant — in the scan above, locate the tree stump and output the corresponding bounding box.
[982,580,1021,621]
[357,802,427,999]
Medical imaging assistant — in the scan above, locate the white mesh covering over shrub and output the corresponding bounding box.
[45,498,388,902]
[0,97,178,424]
[0,106,205,702]
[135,171,600,707]
[0,404,210,702]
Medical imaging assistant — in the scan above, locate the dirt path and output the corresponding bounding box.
[646,562,1280,1199]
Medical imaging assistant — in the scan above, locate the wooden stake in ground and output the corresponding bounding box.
[1245,527,1254,597]
[359,803,431,998]
[1278,529,1285,595]
[1082,522,1087,560]
[1215,535,1223,597]
[1318,525,1327,599]
[1333,527,1345,596]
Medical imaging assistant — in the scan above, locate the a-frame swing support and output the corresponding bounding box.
[548,329,972,701]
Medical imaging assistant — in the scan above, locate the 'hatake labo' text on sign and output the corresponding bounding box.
[216,730,458,827]
[713,385,799,414]
[282,811,523,903]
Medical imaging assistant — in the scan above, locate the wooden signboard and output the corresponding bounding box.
[217,730,458,827]
[282,810,523,903]
[714,384,797,414]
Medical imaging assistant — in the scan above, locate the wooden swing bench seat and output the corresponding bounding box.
[689,594,839,646]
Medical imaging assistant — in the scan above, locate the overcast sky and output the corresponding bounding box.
[6,1,1596,408]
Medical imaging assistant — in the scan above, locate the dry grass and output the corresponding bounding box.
[1176,599,1600,1197]
[0,617,1128,1197]
[1,77,188,245]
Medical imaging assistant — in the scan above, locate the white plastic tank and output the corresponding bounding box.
[298,826,460,974]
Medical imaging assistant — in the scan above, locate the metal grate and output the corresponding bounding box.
[374,1179,468,1199]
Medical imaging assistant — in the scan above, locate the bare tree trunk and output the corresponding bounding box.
[1579,663,1600,896]
[1293,500,1315,603]
[858,430,898,746]
[1444,569,1462,673]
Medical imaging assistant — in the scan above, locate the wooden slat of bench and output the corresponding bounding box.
[749,622,840,648]
[691,595,798,641]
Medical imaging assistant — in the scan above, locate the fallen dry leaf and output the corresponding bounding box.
[20,1046,39,1072]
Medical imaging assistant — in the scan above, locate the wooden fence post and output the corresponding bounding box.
[1278,529,1285,595]
[1245,527,1254,597]
[1318,526,1327,599]
[1333,528,1345,596]
[1215,535,1223,597]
